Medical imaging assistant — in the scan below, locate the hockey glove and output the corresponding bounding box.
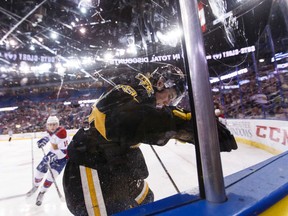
[43,152,57,163]
[37,137,49,148]
[172,107,191,121]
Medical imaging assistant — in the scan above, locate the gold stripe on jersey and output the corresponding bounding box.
[135,181,149,204]
[130,143,141,149]
[79,166,107,216]
[86,167,100,216]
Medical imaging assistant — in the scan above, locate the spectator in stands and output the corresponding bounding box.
[250,106,262,119]
[275,106,287,120]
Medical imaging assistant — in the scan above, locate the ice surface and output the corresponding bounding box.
[0,137,274,216]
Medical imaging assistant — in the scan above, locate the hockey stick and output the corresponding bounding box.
[41,147,65,201]
[0,193,27,201]
[31,137,34,187]
[150,145,180,193]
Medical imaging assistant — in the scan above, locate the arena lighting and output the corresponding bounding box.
[79,27,86,34]
[19,61,30,73]
[63,101,71,105]
[31,37,43,44]
[30,65,39,73]
[50,32,58,39]
[210,77,220,83]
[31,38,37,43]
[81,56,94,65]
[104,52,114,60]
[126,45,137,55]
[38,63,52,73]
[0,106,18,112]
[55,63,66,76]
[210,68,248,84]
[259,59,265,63]
[221,68,248,80]
[271,52,288,62]
[9,38,17,47]
[0,66,7,72]
[212,88,220,92]
[78,0,93,9]
[71,22,76,27]
[78,99,98,104]
[257,76,268,81]
[67,74,76,77]
[156,28,182,47]
[115,49,125,56]
[80,7,87,14]
[64,59,80,69]
[239,79,250,85]
[221,85,239,89]
[277,63,288,69]
[64,100,97,106]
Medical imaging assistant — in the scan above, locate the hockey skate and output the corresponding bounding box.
[26,186,38,197]
[36,191,45,206]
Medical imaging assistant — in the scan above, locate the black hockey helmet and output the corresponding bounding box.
[150,65,186,98]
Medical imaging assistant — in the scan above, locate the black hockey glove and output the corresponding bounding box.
[168,106,237,152]
[37,137,49,148]
[216,120,238,152]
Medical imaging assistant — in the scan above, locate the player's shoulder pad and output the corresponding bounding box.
[55,127,67,139]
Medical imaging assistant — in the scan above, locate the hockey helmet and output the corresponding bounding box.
[46,116,59,125]
[151,65,186,98]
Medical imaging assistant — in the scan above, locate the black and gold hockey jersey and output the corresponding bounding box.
[63,70,237,215]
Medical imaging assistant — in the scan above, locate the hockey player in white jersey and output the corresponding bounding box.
[26,116,69,206]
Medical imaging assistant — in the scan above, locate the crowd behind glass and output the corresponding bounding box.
[0,60,287,135]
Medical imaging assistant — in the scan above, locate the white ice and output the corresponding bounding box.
[0,137,274,216]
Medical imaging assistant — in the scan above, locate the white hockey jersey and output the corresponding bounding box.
[47,127,69,160]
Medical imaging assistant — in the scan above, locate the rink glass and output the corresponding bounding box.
[0,0,287,215]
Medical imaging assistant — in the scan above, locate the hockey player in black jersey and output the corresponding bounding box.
[63,64,237,216]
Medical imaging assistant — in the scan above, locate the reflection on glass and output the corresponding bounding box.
[204,0,288,120]
[0,0,287,215]
[0,1,201,215]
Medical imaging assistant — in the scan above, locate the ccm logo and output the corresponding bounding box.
[256,125,288,145]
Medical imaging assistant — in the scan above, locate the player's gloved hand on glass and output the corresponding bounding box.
[43,152,57,163]
[172,107,191,120]
[37,137,49,148]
